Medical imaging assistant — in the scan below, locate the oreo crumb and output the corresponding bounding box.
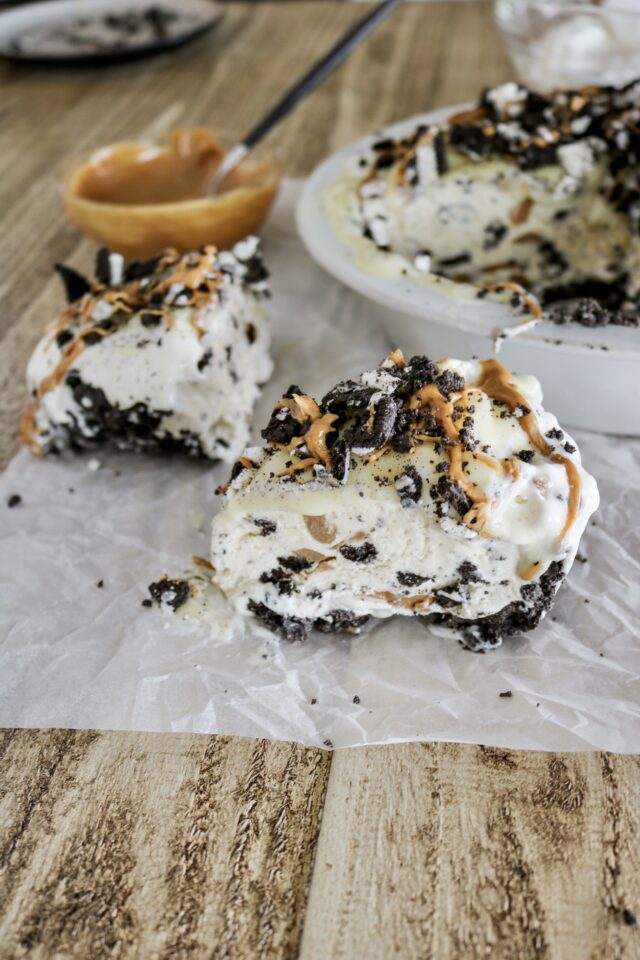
[499,690,513,698]
[96,579,104,588]
[253,517,276,536]
[339,542,378,563]
[353,695,361,705]
[7,494,21,508]
[148,577,191,611]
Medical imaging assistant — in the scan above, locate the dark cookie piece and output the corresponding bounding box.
[95,247,112,285]
[348,396,399,453]
[262,385,308,446]
[278,555,313,573]
[436,475,472,517]
[395,465,423,507]
[397,571,431,587]
[148,577,191,611]
[339,542,378,563]
[197,350,212,372]
[56,329,75,349]
[7,494,21,508]
[247,599,309,642]
[314,609,371,634]
[321,379,376,415]
[456,561,481,584]
[516,449,535,462]
[252,517,276,536]
[55,263,91,303]
[483,220,508,251]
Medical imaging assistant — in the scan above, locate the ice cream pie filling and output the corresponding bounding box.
[328,80,640,327]
[210,350,598,650]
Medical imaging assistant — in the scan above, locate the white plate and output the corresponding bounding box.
[296,106,640,436]
[0,0,222,63]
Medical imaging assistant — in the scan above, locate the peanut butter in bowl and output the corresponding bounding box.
[62,128,281,259]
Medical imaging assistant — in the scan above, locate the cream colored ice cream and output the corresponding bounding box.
[23,238,271,461]
[327,80,640,325]
[210,350,599,649]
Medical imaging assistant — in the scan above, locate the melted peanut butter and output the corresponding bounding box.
[305,413,338,467]
[485,281,542,320]
[21,338,88,452]
[478,359,581,543]
[509,196,534,225]
[408,384,459,441]
[293,549,335,564]
[72,129,224,205]
[386,348,406,368]
[275,394,322,424]
[304,515,338,544]
[372,591,433,610]
[519,560,543,581]
[277,458,318,477]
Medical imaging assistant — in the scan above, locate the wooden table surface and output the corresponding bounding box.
[1,3,639,958]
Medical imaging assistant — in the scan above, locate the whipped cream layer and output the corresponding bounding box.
[211,351,598,649]
[328,80,640,324]
[23,239,271,461]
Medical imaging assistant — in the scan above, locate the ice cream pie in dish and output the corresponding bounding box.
[210,350,598,651]
[297,80,640,434]
[22,239,271,462]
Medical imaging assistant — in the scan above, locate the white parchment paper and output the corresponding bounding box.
[1,181,639,752]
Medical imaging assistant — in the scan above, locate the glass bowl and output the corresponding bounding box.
[495,0,640,90]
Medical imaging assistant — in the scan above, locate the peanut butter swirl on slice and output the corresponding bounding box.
[254,351,584,551]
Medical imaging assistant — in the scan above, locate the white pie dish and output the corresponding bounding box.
[296,105,640,436]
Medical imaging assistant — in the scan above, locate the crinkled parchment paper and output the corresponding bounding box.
[1,181,639,752]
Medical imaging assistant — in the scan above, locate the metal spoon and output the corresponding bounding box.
[208,0,401,194]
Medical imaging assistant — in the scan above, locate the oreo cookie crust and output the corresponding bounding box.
[22,238,272,462]
[210,350,598,650]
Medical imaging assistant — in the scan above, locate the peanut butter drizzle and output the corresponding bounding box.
[478,359,581,543]
[407,384,459,441]
[472,450,501,471]
[520,560,542,581]
[305,413,338,467]
[386,348,406,368]
[448,445,488,509]
[192,555,215,571]
[278,458,318,477]
[275,394,321,424]
[486,281,542,320]
[21,338,89,452]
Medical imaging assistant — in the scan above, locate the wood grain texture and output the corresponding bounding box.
[300,746,640,960]
[1,4,638,959]
[0,730,331,959]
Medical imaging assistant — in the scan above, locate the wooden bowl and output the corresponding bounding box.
[62,128,281,258]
